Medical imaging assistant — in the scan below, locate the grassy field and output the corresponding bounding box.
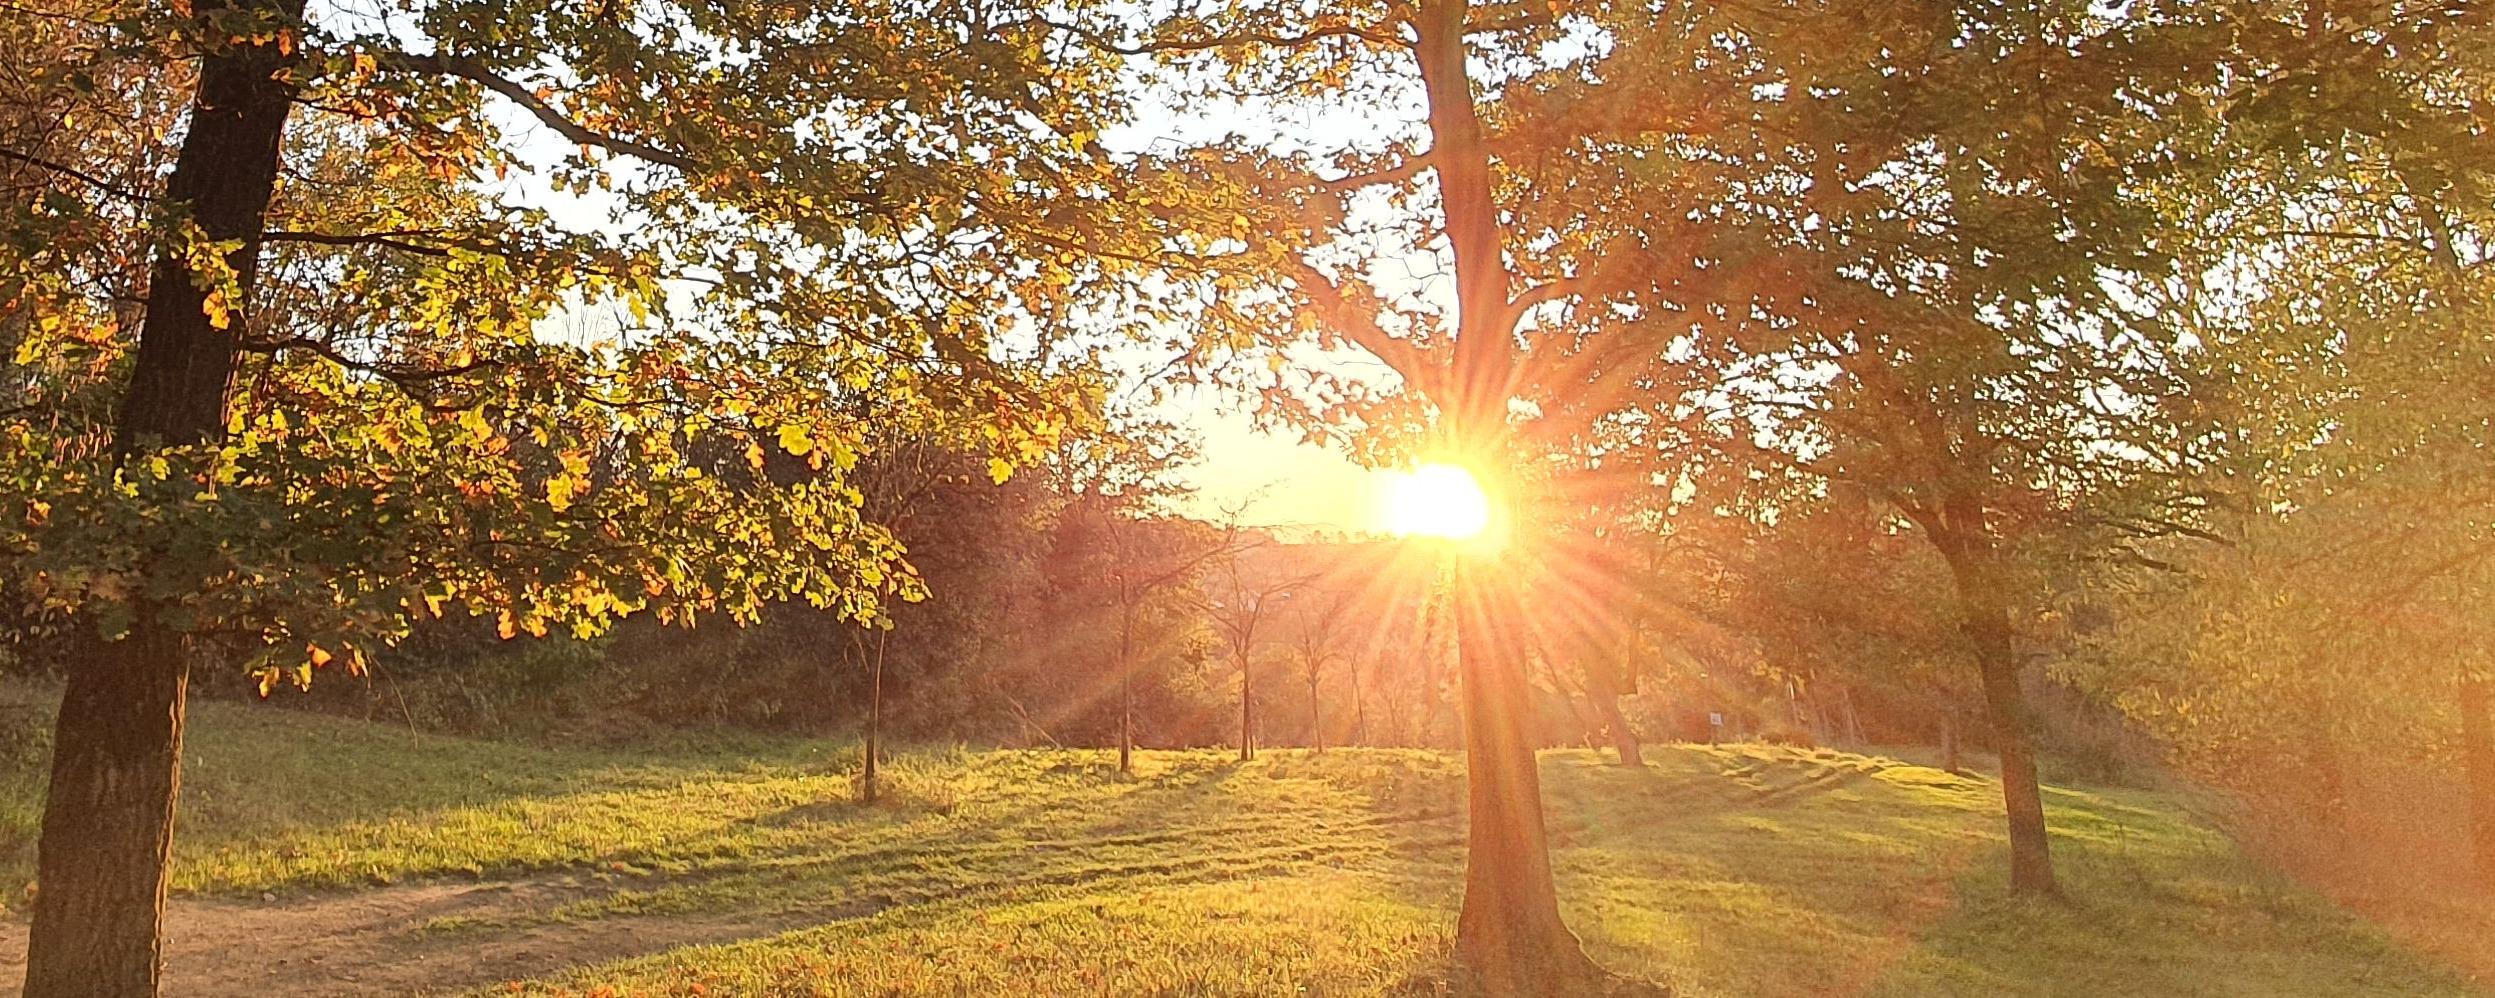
[0,680,2486,997]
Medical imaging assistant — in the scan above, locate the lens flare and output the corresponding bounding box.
[1381,463,1492,540]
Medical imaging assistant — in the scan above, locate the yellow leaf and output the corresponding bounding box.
[496,614,518,640]
[777,423,814,456]
[987,456,1014,484]
[306,643,333,668]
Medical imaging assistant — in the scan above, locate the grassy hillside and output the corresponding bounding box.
[0,681,2484,997]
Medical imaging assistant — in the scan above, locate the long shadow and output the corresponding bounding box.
[2,688,872,898]
[1857,792,2486,998]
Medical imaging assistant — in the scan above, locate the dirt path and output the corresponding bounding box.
[0,876,818,997]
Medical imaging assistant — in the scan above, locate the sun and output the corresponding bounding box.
[1380,463,1493,540]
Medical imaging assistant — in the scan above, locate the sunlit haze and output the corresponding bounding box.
[1380,464,1493,539]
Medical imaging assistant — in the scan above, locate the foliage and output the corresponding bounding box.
[0,0,1240,690]
[2058,1,2495,855]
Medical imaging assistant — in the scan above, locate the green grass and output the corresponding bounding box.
[0,680,2484,996]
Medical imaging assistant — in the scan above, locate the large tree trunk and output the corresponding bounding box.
[1412,0,1596,985]
[1937,538,2058,897]
[2459,671,2495,888]
[25,7,301,994]
[27,628,193,997]
[1451,556,1596,990]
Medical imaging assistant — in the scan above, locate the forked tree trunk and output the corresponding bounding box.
[1597,693,1643,767]
[1938,537,2058,897]
[1450,556,1597,991]
[2459,671,2495,888]
[26,6,302,994]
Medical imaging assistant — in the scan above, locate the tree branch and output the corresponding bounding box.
[1037,17,1402,56]
[0,146,148,203]
[259,229,464,257]
[1282,258,1446,397]
[242,336,504,385]
[376,51,699,173]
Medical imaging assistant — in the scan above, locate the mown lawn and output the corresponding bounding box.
[0,680,2484,997]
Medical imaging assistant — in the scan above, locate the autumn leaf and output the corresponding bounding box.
[777,423,814,456]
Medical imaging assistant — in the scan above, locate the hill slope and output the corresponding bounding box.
[0,683,2483,996]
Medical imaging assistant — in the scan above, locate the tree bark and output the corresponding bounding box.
[1307,673,1323,752]
[1937,538,2058,897]
[2459,671,2495,889]
[862,630,884,803]
[1112,573,1138,773]
[1411,0,1596,984]
[1238,647,1255,762]
[1451,556,1596,991]
[26,6,301,994]
[1597,693,1643,767]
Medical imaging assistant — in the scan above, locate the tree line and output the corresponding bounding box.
[3,0,2490,995]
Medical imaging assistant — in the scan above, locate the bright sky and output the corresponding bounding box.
[1109,89,1432,536]
[452,8,1432,537]
[1171,395,1387,536]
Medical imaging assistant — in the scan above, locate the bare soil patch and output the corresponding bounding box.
[0,875,815,997]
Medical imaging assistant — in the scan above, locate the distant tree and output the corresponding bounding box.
[1285,582,1351,752]
[1040,417,1221,771]
[1203,542,1308,763]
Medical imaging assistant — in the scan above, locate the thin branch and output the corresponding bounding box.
[259,229,464,257]
[1037,17,1402,56]
[376,51,699,173]
[1323,154,1433,191]
[242,335,503,384]
[0,146,148,203]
